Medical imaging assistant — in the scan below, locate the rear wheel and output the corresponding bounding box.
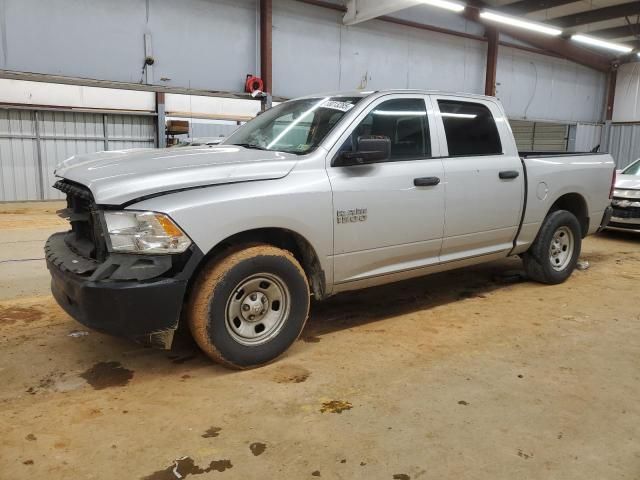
[187,244,310,369]
[523,210,582,285]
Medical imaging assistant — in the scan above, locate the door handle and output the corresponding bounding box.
[414,177,440,187]
[499,170,520,179]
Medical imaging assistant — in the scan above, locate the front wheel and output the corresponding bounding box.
[523,210,582,285]
[186,244,310,369]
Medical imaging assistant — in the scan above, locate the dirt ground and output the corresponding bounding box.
[0,202,639,479]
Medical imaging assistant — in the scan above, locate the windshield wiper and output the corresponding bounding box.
[234,143,268,151]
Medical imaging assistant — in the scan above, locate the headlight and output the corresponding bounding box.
[102,211,191,254]
[613,189,640,200]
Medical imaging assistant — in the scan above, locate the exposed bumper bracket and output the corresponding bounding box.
[597,206,613,232]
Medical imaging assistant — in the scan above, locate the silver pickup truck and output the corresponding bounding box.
[46,90,615,369]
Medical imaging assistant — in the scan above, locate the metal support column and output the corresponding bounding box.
[156,92,166,148]
[33,110,46,200]
[484,27,498,97]
[605,69,617,122]
[260,0,273,95]
[102,114,110,151]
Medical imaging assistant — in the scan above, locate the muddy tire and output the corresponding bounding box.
[523,210,582,285]
[186,244,310,369]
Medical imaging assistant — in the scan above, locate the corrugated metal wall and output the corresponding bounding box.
[612,63,640,122]
[0,0,608,124]
[272,0,606,123]
[573,123,602,152]
[0,0,258,93]
[605,123,640,170]
[509,120,568,152]
[496,46,606,123]
[0,109,155,201]
[0,110,40,201]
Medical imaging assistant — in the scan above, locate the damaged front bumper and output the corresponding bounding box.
[45,232,203,348]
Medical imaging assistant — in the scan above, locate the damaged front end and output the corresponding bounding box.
[46,180,202,349]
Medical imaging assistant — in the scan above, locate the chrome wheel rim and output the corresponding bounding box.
[225,273,290,346]
[549,226,574,271]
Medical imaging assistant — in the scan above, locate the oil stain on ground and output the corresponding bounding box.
[0,306,44,325]
[320,400,352,414]
[249,442,266,456]
[393,475,410,480]
[272,364,310,384]
[202,427,221,438]
[80,361,134,390]
[142,457,232,479]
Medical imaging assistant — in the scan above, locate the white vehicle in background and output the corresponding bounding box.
[609,159,640,232]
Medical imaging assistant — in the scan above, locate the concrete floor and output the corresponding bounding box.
[1,202,639,479]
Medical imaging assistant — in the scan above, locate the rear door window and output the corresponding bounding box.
[437,100,502,156]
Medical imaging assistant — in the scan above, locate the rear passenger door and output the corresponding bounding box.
[327,95,445,284]
[431,96,524,261]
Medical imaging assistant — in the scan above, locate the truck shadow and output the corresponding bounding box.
[303,257,526,340]
[161,257,527,371]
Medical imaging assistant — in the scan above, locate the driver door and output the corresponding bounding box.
[326,94,446,285]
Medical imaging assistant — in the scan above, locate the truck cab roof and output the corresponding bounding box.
[294,89,498,102]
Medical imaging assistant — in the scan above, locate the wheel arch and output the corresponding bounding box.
[189,227,327,300]
[548,192,589,238]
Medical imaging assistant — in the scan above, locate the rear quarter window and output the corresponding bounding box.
[437,100,502,156]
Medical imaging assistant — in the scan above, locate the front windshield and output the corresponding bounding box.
[224,96,364,154]
[622,159,640,176]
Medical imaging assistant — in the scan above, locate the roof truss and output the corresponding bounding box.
[499,0,578,15]
[550,2,640,29]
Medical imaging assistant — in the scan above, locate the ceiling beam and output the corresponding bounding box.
[499,0,577,15]
[297,0,613,72]
[549,3,640,29]
[343,0,425,25]
[586,24,640,40]
[467,2,612,72]
[481,24,611,71]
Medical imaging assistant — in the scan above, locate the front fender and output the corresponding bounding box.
[129,171,334,290]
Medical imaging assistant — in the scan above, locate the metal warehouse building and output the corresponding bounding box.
[0,0,639,202]
[2,2,640,479]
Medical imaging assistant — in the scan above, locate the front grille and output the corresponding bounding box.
[54,180,107,262]
[612,206,640,219]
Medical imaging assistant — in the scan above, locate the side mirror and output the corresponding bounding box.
[335,136,391,167]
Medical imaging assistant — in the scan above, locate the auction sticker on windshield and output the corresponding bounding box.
[320,100,355,112]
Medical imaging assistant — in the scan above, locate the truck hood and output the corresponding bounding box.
[616,174,640,191]
[55,146,298,205]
